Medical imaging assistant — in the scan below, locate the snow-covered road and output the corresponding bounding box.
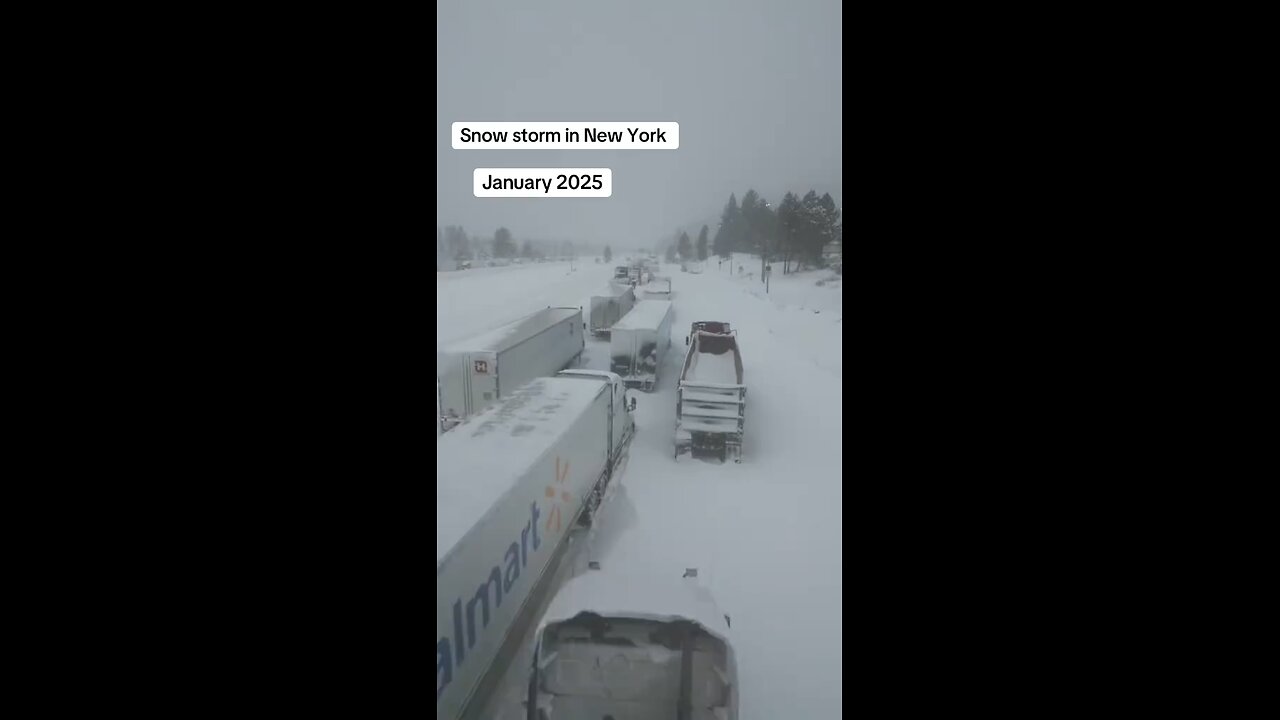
[439,258,844,719]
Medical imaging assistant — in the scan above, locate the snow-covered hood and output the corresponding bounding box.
[536,568,734,646]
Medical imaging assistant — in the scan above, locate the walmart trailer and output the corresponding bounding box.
[438,307,585,432]
[436,372,636,719]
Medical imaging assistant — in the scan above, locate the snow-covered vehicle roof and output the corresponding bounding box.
[592,282,634,300]
[613,300,673,331]
[536,567,734,645]
[441,307,580,355]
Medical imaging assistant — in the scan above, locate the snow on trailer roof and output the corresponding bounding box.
[437,376,605,563]
[537,567,734,645]
[612,300,673,330]
[592,282,633,299]
[442,307,581,355]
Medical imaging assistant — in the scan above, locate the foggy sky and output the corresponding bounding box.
[437,0,842,249]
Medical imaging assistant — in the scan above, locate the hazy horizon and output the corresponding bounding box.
[437,0,842,246]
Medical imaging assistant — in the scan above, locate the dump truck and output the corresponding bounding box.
[438,307,585,433]
[436,371,638,720]
[525,564,739,720]
[587,283,637,338]
[610,300,674,391]
[675,322,746,462]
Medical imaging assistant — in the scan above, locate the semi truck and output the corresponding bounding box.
[525,564,739,720]
[587,283,637,338]
[436,370,638,720]
[438,307,585,433]
[610,299,674,391]
[675,322,746,463]
[644,275,673,300]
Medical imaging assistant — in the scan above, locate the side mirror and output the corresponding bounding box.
[629,397,637,411]
[685,336,689,345]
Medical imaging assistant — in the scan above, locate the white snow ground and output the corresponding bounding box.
[438,256,843,719]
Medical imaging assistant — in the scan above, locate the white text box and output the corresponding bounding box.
[474,168,613,198]
[454,122,678,150]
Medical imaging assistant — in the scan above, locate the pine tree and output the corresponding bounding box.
[604,245,612,262]
[791,190,827,269]
[493,227,517,258]
[445,225,472,260]
[738,190,760,253]
[696,225,709,260]
[776,193,801,273]
[713,193,738,258]
[665,243,678,263]
[521,239,534,258]
[677,231,693,260]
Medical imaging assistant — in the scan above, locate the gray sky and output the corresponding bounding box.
[437,0,842,249]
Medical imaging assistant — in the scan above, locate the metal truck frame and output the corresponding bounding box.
[675,322,745,463]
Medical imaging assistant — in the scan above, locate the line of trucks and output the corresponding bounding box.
[437,284,747,719]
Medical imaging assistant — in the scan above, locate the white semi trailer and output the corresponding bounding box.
[587,283,637,337]
[610,300,674,391]
[438,307,585,432]
[436,371,637,720]
[526,564,739,720]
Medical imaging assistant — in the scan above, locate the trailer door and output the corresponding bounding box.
[464,352,499,415]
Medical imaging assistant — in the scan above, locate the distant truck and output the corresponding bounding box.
[644,275,673,300]
[587,283,637,337]
[438,307,585,432]
[526,564,739,720]
[675,322,746,462]
[610,299,674,391]
[614,265,630,281]
[436,371,637,720]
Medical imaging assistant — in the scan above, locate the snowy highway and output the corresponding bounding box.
[438,258,844,719]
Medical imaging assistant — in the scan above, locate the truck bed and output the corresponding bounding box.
[683,350,740,384]
[675,328,746,462]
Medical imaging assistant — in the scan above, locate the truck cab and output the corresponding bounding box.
[526,566,738,720]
